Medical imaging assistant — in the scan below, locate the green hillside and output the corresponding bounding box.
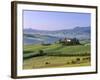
[23,43,91,69]
[23,43,90,59]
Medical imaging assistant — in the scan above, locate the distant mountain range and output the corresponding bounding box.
[24,26,90,45]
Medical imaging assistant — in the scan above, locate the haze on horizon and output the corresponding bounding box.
[23,10,91,31]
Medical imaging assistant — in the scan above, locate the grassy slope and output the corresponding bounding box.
[23,56,90,69]
[23,43,90,57]
[23,43,91,69]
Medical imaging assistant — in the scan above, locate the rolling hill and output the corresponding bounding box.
[24,26,90,45]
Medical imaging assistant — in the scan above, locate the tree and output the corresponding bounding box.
[39,50,45,56]
[72,38,80,45]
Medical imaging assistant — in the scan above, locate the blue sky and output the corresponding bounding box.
[23,10,91,31]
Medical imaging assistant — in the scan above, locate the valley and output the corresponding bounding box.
[23,27,91,69]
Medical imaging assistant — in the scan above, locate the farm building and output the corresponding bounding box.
[59,37,80,45]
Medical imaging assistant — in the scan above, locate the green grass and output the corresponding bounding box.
[23,43,90,58]
[23,43,91,69]
[23,56,91,69]
[55,45,90,54]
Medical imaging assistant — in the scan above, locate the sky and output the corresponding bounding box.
[23,10,91,31]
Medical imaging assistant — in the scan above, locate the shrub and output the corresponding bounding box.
[76,58,80,61]
[45,62,50,64]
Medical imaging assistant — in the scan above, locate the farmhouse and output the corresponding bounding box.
[59,37,80,45]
